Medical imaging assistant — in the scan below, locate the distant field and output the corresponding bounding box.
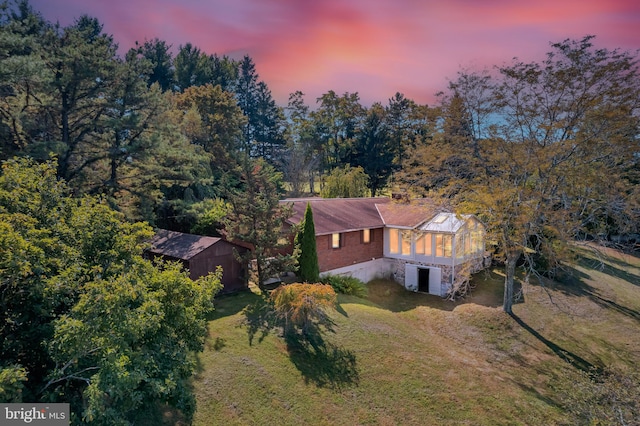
[187,245,640,425]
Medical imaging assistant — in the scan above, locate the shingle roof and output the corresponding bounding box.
[283,197,390,235]
[148,229,222,260]
[376,198,440,228]
[282,197,442,234]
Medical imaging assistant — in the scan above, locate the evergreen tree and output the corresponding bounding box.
[295,202,319,283]
[352,103,394,196]
[137,37,174,91]
[222,157,295,286]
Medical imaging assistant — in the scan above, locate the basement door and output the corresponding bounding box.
[418,268,430,292]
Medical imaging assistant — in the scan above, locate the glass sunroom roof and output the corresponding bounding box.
[419,213,469,233]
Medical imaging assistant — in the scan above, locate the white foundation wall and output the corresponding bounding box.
[320,258,394,283]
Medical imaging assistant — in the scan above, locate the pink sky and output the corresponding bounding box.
[30,0,640,106]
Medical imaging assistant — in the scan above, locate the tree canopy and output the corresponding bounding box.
[0,158,222,422]
[397,36,640,312]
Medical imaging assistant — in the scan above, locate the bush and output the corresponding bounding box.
[322,275,368,298]
[270,283,337,336]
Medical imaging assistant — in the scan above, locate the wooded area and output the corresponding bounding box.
[1,0,639,423]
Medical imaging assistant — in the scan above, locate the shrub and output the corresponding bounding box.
[270,283,337,336]
[322,275,368,298]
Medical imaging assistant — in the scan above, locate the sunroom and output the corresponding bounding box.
[384,213,485,296]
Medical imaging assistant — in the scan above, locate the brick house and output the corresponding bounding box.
[283,197,487,297]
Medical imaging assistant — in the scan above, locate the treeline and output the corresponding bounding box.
[0,1,435,235]
[2,1,640,311]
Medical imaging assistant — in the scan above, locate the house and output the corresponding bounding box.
[147,229,248,294]
[283,197,487,297]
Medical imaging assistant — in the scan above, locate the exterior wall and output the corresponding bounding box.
[316,227,384,272]
[178,242,248,293]
[320,258,394,283]
[389,258,456,296]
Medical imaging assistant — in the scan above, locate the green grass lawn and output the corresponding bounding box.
[189,245,640,425]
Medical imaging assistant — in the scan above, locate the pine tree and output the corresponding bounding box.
[295,203,319,283]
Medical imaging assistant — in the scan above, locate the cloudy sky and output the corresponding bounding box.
[30,0,640,106]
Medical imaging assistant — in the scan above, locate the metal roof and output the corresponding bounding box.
[148,229,223,260]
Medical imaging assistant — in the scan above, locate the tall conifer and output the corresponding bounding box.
[295,203,320,283]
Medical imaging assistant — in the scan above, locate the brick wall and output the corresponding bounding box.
[317,228,384,272]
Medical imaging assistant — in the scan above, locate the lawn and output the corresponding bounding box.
[189,245,640,425]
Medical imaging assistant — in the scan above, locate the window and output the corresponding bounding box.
[444,235,452,257]
[416,233,432,256]
[332,233,341,249]
[436,234,452,257]
[416,234,424,255]
[362,228,370,244]
[401,231,411,255]
[464,232,471,255]
[389,229,399,254]
[456,233,464,258]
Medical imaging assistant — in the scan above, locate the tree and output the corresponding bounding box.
[352,102,395,196]
[39,15,118,182]
[234,55,285,161]
[222,157,295,286]
[398,37,640,313]
[137,38,174,91]
[295,203,319,283]
[0,158,222,422]
[320,164,369,198]
[0,0,47,159]
[384,92,431,166]
[173,42,209,91]
[282,91,319,195]
[312,90,365,171]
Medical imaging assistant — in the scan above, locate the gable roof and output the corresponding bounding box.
[283,197,390,235]
[283,197,444,234]
[376,198,440,228]
[148,229,223,260]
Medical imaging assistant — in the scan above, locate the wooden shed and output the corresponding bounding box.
[147,229,248,294]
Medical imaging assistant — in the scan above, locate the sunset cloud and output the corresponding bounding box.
[31,0,640,106]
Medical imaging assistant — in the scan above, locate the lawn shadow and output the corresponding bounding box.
[364,268,505,313]
[509,313,603,376]
[209,289,264,321]
[554,264,640,324]
[241,294,278,346]
[284,330,359,390]
[241,294,359,390]
[575,255,640,288]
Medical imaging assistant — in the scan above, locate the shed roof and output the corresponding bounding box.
[283,197,390,235]
[148,229,222,260]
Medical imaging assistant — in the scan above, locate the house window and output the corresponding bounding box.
[362,228,370,244]
[389,229,399,254]
[416,233,432,256]
[401,231,411,256]
[436,234,452,257]
[444,235,452,257]
[332,233,341,249]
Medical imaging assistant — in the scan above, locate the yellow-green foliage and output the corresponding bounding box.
[270,283,336,334]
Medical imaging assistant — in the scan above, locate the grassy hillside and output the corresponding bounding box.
[189,245,640,425]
